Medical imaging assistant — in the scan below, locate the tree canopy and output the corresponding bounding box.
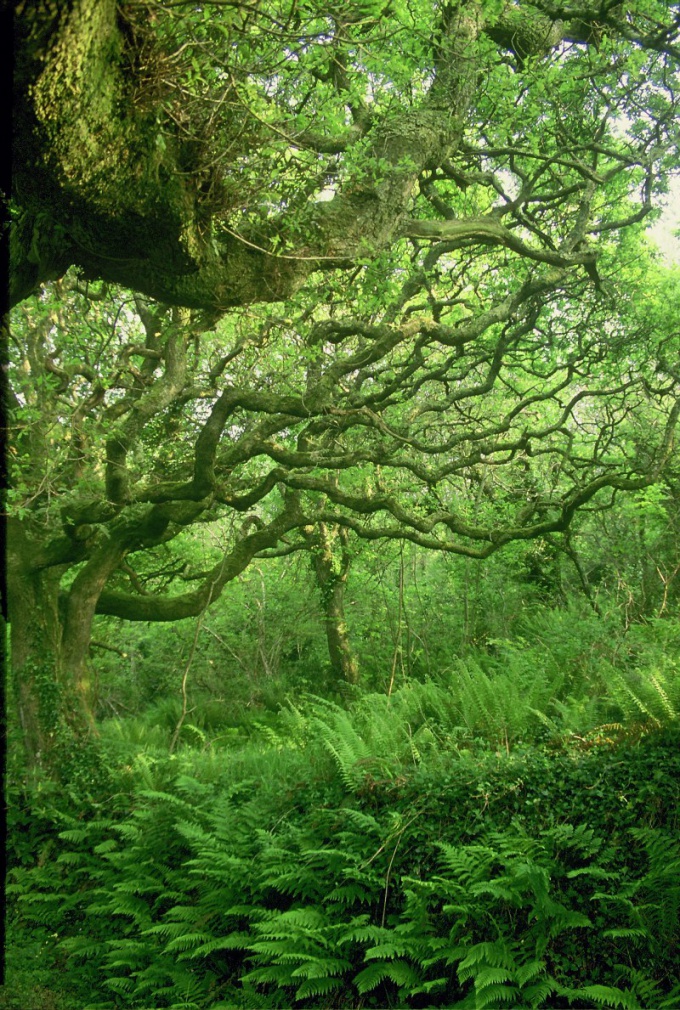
[12,0,680,308]
[7,0,680,767]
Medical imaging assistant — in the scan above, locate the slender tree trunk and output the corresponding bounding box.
[559,534,602,617]
[322,578,359,687]
[306,523,359,685]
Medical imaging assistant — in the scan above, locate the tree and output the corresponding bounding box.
[304,522,360,685]
[11,0,680,309]
[7,0,680,772]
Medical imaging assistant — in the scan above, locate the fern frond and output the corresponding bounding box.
[353,958,420,994]
[570,983,640,1009]
[473,966,515,988]
[365,940,417,960]
[523,978,557,1008]
[437,842,496,884]
[383,959,422,989]
[164,931,213,954]
[289,955,351,979]
[59,937,108,960]
[457,941,515,977]
[613,966,665,1007]
[659,983,680,1008]
[603,928,648,941]
[188,932,252,958]
[473,982,520,1005]
[174,820,213,844]
[547,821,601,856]
[255,906,327,932]
[136,789,196,808]
[55,851,88,866]
[606,672,662,726]
[295,975,344,1000]
[566,866,619,880]
[337,918,381,946]
[57,827,91,843]
[240,964,297,986]
[648,674,676,720]
[93,838,119,855]
[103,977,135,994]
[514,959,545,986]
[327,882,376,904]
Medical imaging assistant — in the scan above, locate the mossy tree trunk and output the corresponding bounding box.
[306,523,359,686]
[7,522,101,775]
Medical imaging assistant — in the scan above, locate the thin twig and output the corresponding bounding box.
[380,811,421,928]
[219,223,347,262]
[387,545,405,697]
[169,561,226,752]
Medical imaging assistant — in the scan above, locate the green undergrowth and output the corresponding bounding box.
[89,610,680,765]
[5,670,680,1010]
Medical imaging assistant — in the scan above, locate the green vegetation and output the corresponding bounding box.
[5,571,680,1008]
[6,1,680,1007]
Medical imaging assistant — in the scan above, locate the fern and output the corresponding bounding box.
[629,828,680,948]
[354,958,422,995]
[592,827,680,964]
[437,843,497,885]
[457,942,516,981]
[648,672,677,720]
[442,653,565,748]
[293,974,345,1000]
[474,982,521,1006]
[560,983,641,1009]
[242,905,354,1001]
[309,700,396,790]
[604,664,679,727]
[522,978,558,1008]
[7,681,679,1009]
[352,959,393,994]
[164,932,214,955]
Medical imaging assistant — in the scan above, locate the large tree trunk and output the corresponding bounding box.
[7,522,102,776]
[307,523,359,685]
[7,570,98,776]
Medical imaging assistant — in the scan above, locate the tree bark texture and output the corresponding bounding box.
[7,521,98,772]
[307,523,360,685]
